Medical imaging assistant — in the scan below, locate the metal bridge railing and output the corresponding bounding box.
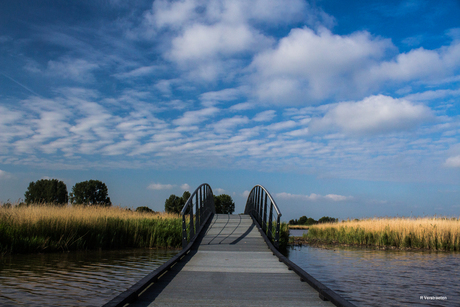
[244,184,282,249]
[181,183,215,249]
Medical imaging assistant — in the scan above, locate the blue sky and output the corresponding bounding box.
[1,0,459,220]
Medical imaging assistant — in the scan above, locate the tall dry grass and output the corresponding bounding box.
[0,204,182,254]
[307,217,460,251]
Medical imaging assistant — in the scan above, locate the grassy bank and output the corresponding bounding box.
[306,217,460,251]
[0,205,182,254]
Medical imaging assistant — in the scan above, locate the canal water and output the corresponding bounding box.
[0,249,178,307]
[1,241,459,306]
[287,245,460,306]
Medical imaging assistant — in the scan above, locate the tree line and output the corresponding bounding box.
[17,178,236,215]
[289,215,338,226]
[22,179,111,206]
[164,192,235,214]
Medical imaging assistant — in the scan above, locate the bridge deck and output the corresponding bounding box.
[129,214,334,307]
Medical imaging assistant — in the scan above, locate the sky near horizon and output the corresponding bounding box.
[1,0,460,220]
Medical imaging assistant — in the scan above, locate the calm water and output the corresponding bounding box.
[287,245,460,306]
[0,249,178,307]
[289,229,309,236]
[2,244,459,306]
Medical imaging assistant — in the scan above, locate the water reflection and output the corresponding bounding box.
[288,245,460,306]
[0,249,178,307]
[288,229,308,236]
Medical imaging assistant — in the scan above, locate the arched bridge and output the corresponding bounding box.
[103,184,355,307]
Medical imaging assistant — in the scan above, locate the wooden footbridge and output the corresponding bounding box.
[103,184,355,307]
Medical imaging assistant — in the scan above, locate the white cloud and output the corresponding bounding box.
[242,190,250,198]
[173,107,220,126]
[368,42,460,83]
[210,115,249,133]
[266,120,297,131]
[310,95,432,135]
[215,188,225,194]
[250,27,392,104]
[143,0,330,83]
[404,89,460,101]
[249,26,460,105]
[180,183,191,190]
[253,110,276,122]
[276,192,351,201]
[147,183,175,190]
[229,102,256,111]
[169,23,269,62]
[200,87,244,106]
[113,66,161,79]
[0,170,12,179]
[444,155,460,167]
[325,194,350,201]
[285,127,309,137]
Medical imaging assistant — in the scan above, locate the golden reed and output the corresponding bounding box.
[0,204,182,254]
[307,217,460,251]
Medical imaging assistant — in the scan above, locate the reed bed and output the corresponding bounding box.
[0,205,182,254]
[306,217,460,251]
[288,225,310,229]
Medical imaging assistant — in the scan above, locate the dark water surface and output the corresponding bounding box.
[287,245,460,306]
[0,249,178,307]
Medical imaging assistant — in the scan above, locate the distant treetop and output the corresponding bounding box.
[24,179,68,206]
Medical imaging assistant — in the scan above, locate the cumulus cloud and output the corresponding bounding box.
[367,42,460,83]
[140,0,332,82]
[250,27,393,104]
[181,183,191,190]
[147,182,175,190]
[168,23,269,62]
[309,95,432,135]
[444,155,460,167]
[249,26,460,105]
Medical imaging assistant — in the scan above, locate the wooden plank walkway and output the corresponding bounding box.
[128,214,334,307]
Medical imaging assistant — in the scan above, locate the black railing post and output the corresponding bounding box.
[189,200,195,240]
[182,213,187,248]
[268,202,273,240]
[195,194,199,231]
[259,189,263,224]
[275,215,281,248]
[263,193,268,232]
[181,183,215,249]
[244,185,281,249]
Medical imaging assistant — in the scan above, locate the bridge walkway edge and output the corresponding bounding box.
[126,214,336,307]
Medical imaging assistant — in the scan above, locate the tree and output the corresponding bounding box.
[165,195,184,214]
[182,191,191,204]
[298,215,308,225]
[164,191,191,214]
[70,180,111,206]
[318,216,338,223]
[135,206,156,214]
[214,194,235,214]
[24,179,68,206]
